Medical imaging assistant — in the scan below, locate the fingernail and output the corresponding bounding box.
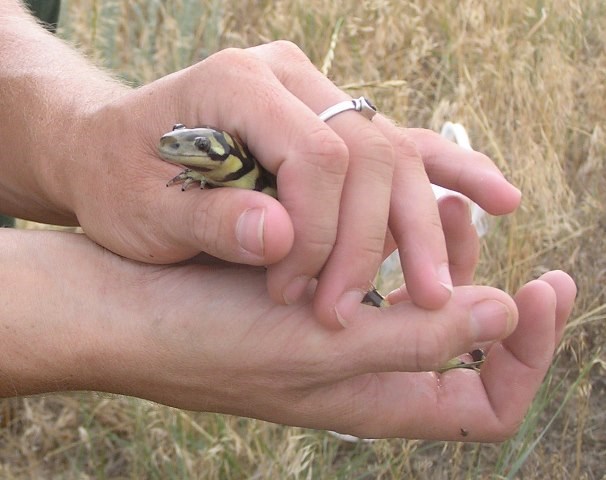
[335,289,366,328]
[437,263,453,294]
[470,300,514,342]
[283,275,312,305]
[236,208,265,257]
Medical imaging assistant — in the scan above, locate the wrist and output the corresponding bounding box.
[34,87,132,227]
[0,9,129,224]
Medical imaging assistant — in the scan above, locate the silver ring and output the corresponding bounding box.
[318,96,377,122]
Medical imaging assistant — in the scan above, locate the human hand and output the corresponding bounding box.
[66,41,520,328]
[124,197,572,441]
[1,197,573,441]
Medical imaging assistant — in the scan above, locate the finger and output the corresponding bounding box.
[536,270,577,346]
[311,275,572,441]
[466,279,558,439]
[478,272,576,439]
[311,117,393,326]
[273,286,519,438]
[375,118,452,310]
[152,180,295,265]
[438,195,480,285]
[199,48,350,307]
[385,194,479,304]
[250,42,395,328]
[337,285,518,374]
[406,128,522,215]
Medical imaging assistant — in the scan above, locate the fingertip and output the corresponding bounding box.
[235,202,295,264]
[406,288,452,311]
[504,182,522,212]
[536,270,577,344]
[235,207,267,258]
[395,226,454,310]
[311,291,356,330]
[511,184,523,204]
[404,272,453,310]
[385,285,411,305]
[175,188,293,266]
[470,298,518,342]
[506,279,558,367]
[538,270,577,300]
[256,200,295,264]
[482,173,522,216]
[514,278,558,309]
[437,195,480,286]
[437,194,471,221]
[309,282,381,330]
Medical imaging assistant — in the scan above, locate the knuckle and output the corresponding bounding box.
[262,41,319,88]
[300,235,336,261]
[201,48,269,82]
[341,125,395,183]
[205,47,247,66]
[413,322,454,371]
[392,130,421,160]
[391,134,427,176]
[399,210,443,240]
[407,127,441,149]
[359,235,387,258]
[360,128,396,171]
[297,125,350,178]
[424,213,445,234]
[190,197,224,254]
[267,40,310,64]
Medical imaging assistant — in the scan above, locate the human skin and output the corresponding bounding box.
[0,1,521,328]
[0,195,577,441]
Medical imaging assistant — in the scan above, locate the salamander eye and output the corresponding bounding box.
[194,136,211,152]
[172,123,186,130]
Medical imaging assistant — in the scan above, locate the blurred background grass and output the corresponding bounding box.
[2,0,605,478]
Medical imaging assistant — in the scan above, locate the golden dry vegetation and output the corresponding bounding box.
[2,0,605,478]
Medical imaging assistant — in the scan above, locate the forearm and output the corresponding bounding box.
[0,0,128,224]
[0,229,137,397]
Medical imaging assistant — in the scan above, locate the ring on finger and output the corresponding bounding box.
[318,96,377,122]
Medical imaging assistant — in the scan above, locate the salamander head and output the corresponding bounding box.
[158,124,230,169]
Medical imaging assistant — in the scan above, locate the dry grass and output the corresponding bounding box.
[2,0,605,478]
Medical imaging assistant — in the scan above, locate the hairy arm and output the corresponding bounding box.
[0,225,575,442]
[0,0,127,224]
[0,229,118,396]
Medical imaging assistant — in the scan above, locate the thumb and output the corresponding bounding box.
[136,184,294,265]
